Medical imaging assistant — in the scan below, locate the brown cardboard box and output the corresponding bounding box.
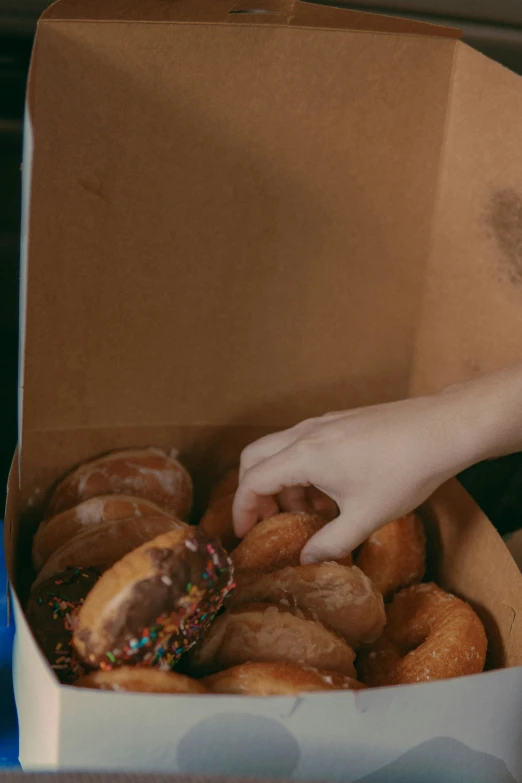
[6,0,522,779]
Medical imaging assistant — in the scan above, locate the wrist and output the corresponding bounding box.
[436,363,522,468]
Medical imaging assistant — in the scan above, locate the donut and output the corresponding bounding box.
[76,667,207,694]
[231,563,385,648]
[208,468,239,507]
[187,602,356,678]
[33,515,185,589]
[199,494,240,553]
[355,513,426,600]
[73,528,234,670]
[45,448,193,521]
[358,582,487,687]
[203,662,366,695]
[26,567,101,683]
[32,495,178,571]
[232,512,351,590]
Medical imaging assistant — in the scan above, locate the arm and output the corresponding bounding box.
[232,361,522,564]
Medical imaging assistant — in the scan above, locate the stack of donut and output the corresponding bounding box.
[26,450,488,696]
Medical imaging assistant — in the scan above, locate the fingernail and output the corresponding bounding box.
[301,551,317,565]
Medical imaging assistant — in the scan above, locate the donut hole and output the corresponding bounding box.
[393,626,429,657]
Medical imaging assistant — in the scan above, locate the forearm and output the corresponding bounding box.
[436,361,522,472]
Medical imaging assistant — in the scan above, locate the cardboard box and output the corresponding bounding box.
[6,0,522,778]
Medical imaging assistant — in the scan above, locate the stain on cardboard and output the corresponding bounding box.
[485,189,522,283]
[177,713,300,776]
[357,737,517,783]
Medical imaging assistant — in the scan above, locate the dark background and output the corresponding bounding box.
[2,2,522,530]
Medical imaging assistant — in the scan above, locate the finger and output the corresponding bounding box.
[258,494,280,520]
[233,445,310,537]
[277,485,312,514]
[306,486,338,521]
[300,512,374,564]
[239,428,298,480]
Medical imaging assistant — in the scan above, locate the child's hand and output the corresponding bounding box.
[233,364,522,564]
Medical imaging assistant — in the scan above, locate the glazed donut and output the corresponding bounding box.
[208,468,239,507]
[26,567,101,683]
[358,582,487,687]
[73,528,234,670]
[187,602,356,678]
[32,495,178,571]
[356,513,426,600]
[231,512,348,590]
[199,495,240,553]
[76,667,207,694]
[45,448,193,521]
[203,662,366,695]
[33,515,185,588]
[231,563,385,648]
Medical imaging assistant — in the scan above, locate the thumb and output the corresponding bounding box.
[300,511,375,564]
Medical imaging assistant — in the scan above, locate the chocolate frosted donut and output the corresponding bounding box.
[73,528,234,671]
[26,567,101,684]
[45,447,193,521]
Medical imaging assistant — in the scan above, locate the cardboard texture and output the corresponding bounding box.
[6,0,522,779]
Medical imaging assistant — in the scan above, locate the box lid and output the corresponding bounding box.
[19,0,522,463]
[41,0,459,37]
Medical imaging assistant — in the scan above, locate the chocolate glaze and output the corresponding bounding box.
[78,529,234,669]
[26,566,101,683]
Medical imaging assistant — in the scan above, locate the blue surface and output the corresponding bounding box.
[0,521,19,769]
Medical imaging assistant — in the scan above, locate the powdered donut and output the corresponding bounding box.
[203,662,365,695]
[73,528,234,670]
[187,602,356,677]
[32,495,180,571]
[33,515,184,588]
[231,563,385,648]
[356,513,426,600]
[76,667,207,694]
[358,582,487,687]
[26,567,101,683]
[45,448,193,521]
[199,494,240,553]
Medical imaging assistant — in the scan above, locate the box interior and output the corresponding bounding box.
[7,0,522,682]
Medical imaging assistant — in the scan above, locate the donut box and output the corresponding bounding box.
[5,0,522,779]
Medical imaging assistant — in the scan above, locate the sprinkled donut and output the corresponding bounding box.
[32,495,179,572]
[73,528,234,671]
[26,567,102,683]
[76,667,207,694]
[187,602,356,678]
[45,447,193,521]
[203,662,366,695]
[358,582,487,687]
[231,563,385,648]
[355,513,426,600]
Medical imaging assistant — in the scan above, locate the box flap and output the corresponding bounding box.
[21,14,457,443]
[411,44,522,395]
[41,0,460,38]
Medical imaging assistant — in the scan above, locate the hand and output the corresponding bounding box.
[232,384,498,564]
